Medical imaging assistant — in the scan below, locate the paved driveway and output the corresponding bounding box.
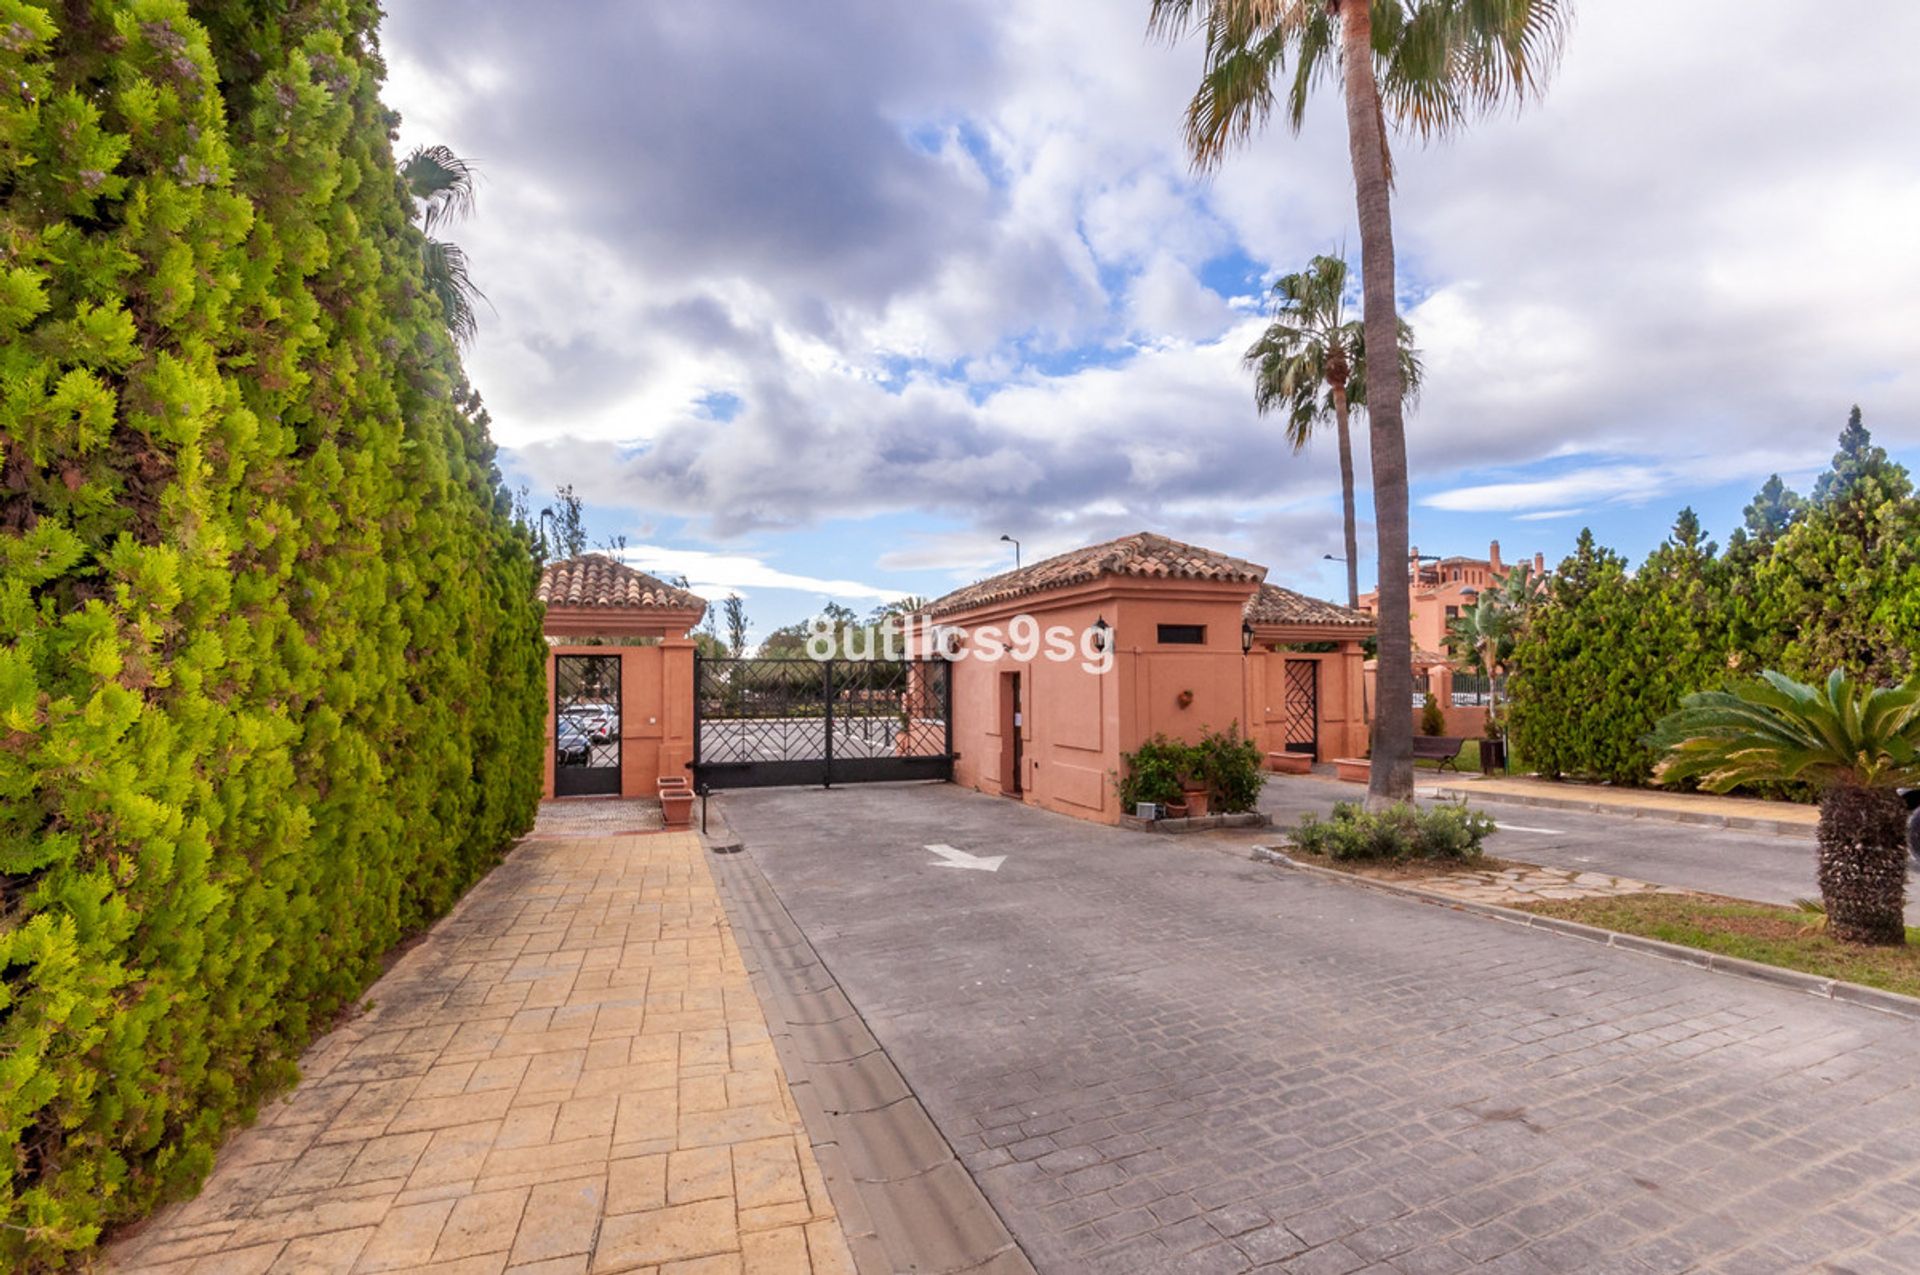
[1263,774,1920,920]
[722,783,1920,1274]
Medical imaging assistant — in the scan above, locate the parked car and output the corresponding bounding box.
[562,702,619,745]
[556,717,594,767]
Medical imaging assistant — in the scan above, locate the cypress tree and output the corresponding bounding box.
[0,2,544,1263]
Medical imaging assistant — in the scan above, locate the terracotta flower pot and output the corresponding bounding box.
[1333,758,1370,784]
[1165,801,1190,820]
[659,789,695,829]
[1266,752,1312,775]
[1182,789,1210,818]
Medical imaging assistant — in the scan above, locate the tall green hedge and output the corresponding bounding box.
[0,1,546,1264]
[1508,409,1918,786]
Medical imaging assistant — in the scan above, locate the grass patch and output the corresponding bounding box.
[1413,738,1528,774]
[1519,894,1920,999]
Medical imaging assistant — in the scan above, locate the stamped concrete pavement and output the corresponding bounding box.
[723,782,1920,1274]
[106,808,854,1275]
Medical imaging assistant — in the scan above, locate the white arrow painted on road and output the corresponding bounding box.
[1494,821,1566,835]
[924,843,1006,872]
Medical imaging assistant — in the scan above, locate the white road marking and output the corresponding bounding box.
[923,843,1006,872]
[1494,822,1567,835]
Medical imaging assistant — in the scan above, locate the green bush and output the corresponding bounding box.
[1193,725,1265,813]
[1117,734,1191,809]
[0,2,545,1264]
[1419,695,1447,736]
[1288,802,1495,863]
[1117,726,1267,814]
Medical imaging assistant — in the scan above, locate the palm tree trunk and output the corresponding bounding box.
[1331,384,1360,609]
[1817,784,1909,945]
[1337,0,1413,805]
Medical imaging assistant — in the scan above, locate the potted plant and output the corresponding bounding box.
[659,783,695,828]
[1479,719,1507,774]
[1117,736,1193,819]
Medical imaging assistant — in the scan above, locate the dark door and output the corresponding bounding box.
[555,654,622,796]
[1283,659,1319,755]
[1009,672,1024,795]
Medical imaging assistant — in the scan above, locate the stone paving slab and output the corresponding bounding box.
[722,783,1920,1274]
[105,813,854,1275]
[1408,864,1694,906]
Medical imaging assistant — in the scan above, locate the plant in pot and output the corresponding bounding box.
[1117,736,1193,819]
[1194,725,1265,813]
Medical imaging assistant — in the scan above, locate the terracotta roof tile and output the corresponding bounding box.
[1242,582,1373,629]
[537,554,704,612]
[925,532,1265,617]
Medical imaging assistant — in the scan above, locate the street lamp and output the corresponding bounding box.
[1000,533,1021,569]
[1323,553,1346,564]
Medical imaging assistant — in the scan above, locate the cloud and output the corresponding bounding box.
[380,0,1920,614]
[616,546,899,604]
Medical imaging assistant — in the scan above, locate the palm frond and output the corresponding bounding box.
[1649,669,1920,792]
[402,143,480,234]
[421,237,489,347]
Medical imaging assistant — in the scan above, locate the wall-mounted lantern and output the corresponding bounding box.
[1241,620,1255,654]
[1091,616,1111,653]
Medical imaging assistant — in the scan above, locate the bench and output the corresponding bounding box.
[1411,735,1465,771]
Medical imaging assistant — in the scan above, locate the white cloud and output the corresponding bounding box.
[616,546,899,604]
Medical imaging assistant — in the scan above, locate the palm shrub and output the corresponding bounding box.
[1649,671,1920,945]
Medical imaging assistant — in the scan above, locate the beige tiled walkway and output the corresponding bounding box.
[107,815,854,1275]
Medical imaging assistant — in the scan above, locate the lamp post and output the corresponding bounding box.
[1000,534,1021,569]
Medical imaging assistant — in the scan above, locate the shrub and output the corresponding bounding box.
[1117,734,1192,810]
[1193,725,1266,813]
[1288,802,1495,863]
[1419,695,1447,736]
[0,3,545,1264]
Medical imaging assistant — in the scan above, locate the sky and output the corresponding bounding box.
[379,1,1920,645]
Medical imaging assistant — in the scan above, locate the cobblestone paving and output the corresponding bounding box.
[725,783,1920,1274]
[106,815,852,1275]
[1404,865,1693,906]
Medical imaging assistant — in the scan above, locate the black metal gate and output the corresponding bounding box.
[1283,659,1318,755]
[555,654,622,796]
[693,656,953,789]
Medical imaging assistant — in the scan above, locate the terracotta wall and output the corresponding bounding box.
[940,582,1259,824]
[945,595,1122,822]
[543,640,696,799]
[1245,644,1368,762]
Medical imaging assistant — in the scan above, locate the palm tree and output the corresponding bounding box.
[1149,0,1571,805]
[1245,254,1421,607]
[401,144,487,346]
[1443,562,1535,731]
[1650,670,1919,945]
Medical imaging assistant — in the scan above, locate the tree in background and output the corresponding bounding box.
[1442,562,1538,735]
[1652,670,1918,945]
[723,594,750,657]
[1508,410,1919,790]
[401,144,488,346]
[539,484,589,559]
[1151,0,1573,805]
[1244,254,1421,607]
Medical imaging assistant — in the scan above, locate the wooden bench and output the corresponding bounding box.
[1412,735,1466,771]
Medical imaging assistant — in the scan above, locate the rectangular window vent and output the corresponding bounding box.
[1157,624,1206,645]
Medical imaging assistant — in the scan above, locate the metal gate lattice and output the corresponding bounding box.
[694,656,953,789]
[555,654,622,796]
[1283,659,1318,755]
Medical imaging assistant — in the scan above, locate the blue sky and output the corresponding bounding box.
[381,1,1920,646]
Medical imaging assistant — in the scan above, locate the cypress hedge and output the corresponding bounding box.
[0,1,546,1264]
[1508,409,1918,787]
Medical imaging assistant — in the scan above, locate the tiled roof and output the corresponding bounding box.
[1242,582,1373,629]
[925,532,1266,618]
[537,554,704,612]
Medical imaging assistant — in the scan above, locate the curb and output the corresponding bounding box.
[1429,784,1815,838]
[1249,846,1920,1022]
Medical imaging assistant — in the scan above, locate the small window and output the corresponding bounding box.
[1445,605,1460,618]
[1157,624,1206,645]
